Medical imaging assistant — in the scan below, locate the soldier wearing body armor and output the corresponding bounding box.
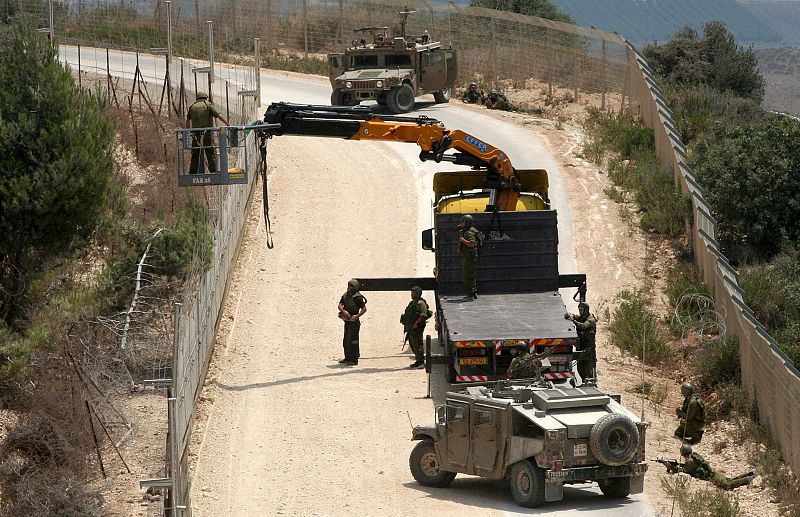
[457,214,480,301]
[338,279,367,366]
[401,286,431,369]
[675,382,706,444]
[461,82,485,104]
[507,346,555,381]
[669,444,756,490]
[485,89,514,111]
[186,92,229,174]
[565,302,597,384]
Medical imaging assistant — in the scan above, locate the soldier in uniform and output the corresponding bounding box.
[485,89,515,111]
[457,214,480,301]
[507,346,555,380]
[461,82,485,104]
[338,279,367,366]
[186,91,229,174]
[671,444,755,490]
[565,302,597,384]
[401,286,431,369]
[674,382,706,444]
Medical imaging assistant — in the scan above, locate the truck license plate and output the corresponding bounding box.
[574,444,587,457]
[459,357,488,365]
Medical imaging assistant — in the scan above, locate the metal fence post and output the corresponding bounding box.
[48,0,54,41]
[167,0,173,65]
[207,20,215,84]
[303,0,309,59]
[254,37,261,106]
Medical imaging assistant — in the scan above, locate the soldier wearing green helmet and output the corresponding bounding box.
[672,444,756,490]
[565,301,597,384]
[338,278,367,366]
[675,382,706,444]
[457,214,480,301]
[186,91,229,174]
[401,286,432,369]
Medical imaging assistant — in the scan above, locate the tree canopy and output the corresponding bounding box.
[469,0,574,23]
[0,24,115,322]
[643,21,764,103]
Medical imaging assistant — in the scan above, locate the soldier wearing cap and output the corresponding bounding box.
[565,302,597,384]
[186,91,229,174]
[461,82,485,104]
[458,214,480,301]
[675,382,706,444]
[338,279,367,366]
[401,286,431,369]
[673,444,755,490]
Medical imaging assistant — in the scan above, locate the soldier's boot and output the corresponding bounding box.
[410,359,424,369]
[687,430,704,444]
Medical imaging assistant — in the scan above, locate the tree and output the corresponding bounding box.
[690,115,800,261]
[0,23,115,323]
[469,0,574,24]
[643,21,764,103]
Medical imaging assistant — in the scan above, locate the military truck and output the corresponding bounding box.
[409,381,648,507]
[327,9,457,113]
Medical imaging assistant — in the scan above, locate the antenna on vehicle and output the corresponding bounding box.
[399,6,417,39]
[406,410,414,432]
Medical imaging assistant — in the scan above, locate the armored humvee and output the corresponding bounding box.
[328,10,457,113]
[409,381,647,507]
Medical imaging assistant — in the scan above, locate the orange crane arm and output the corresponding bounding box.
[262,103,521,210]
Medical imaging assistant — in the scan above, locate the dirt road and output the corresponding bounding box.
[188,77,652,516]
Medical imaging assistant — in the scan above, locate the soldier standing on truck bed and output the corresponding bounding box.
[401,286,432,369]
[186,92,229,174]
[674,382,706,444]
[565,302,597,384]
[458,214,480,301]
[667,444,756,490]
[338,279,367,366]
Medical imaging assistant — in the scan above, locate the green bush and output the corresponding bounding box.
[468,0,574,23]
[739,249,800,365]
[666,84,763,144]
[607,290,673,362]
[583,109,655,160]
[695,336,741,389]
[643,21,764,103]
[691,116,800,262]
[660,474,740,517]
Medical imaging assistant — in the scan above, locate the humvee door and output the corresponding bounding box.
[472,405,504,474]
[444,401,470,468]
[419,49,447,91]
[328,53,345,83]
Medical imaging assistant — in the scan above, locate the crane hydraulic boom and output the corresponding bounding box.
[261,103,525,211]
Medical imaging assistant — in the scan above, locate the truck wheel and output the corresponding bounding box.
[331,88,344,106]
[409,439,456,488]
[377,93,388,106]
[433,87,452,103]
[509,459,546,507]
[387,84,416,113]
[589,413,639,466]
[598,476,631,498]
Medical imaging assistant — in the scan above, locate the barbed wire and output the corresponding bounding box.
[673,289,727,340]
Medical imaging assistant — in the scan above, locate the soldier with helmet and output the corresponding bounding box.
[485,89,515,111]
[565,302,597,384]
[457,214,480,301]
[669,444,756,490]
[338,279,367,366]
[507,346,555,381]
[186,91,229,174]
[461,82,485,104]
[675,382,706,444]
[401,286,432,369]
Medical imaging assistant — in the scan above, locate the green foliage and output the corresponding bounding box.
[643,21,764,103]
[261,53,328,75]
[690,116,800,262]
[739,249,800,365]
[665,84,763,144]
[660,474,740,517]
[0,24,115,321]
[695,336,741,389]
[607,290,673,362]
[666,258,709,308]
[583,109,654,160]
[469,0,574,23]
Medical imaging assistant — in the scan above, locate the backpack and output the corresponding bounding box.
[420,298,434,319]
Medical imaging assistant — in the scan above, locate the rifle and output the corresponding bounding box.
[653,458,681,473]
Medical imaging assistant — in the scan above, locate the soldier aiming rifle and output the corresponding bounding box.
[652,444,756,490]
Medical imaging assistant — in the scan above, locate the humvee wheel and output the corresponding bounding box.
[387,84,416,113]
[377,93,388,106]
[410,439,456,487]
[509,459,545,507]
[331,88,344,106]
[590,414,639,466]
[598,476,631,498]
[433,87,452,103]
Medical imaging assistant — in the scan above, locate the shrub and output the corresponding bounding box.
[660,474,740,517]
[666,84,763,144]
[695,336,741,390]
[607,290,673,362]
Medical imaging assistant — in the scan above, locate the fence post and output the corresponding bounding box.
[167,0,173,65]
[601,38,607,111]
[48,0,54,42]
[207,20,215,85]
[77,45,82,89]
[338,0,344,52]
[303,0,309,59]
[254,37,261,106]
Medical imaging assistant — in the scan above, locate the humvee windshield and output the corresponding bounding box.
[385,54,413,67]
[352,54,379,68]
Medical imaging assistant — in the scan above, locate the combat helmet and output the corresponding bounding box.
[680,382,694,397]
[411,286,422,295]
[196,91,208,100]
[680,444,692,456]
[347,278,360,290]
